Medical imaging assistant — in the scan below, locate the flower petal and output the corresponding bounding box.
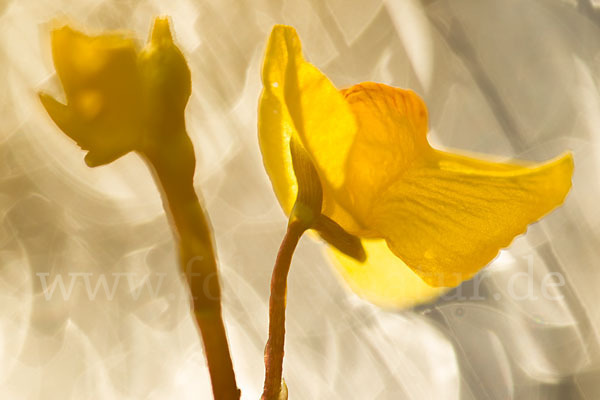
[339,83,431,231]
[328,239,446,309]
[39,93,79,142]
[258,25,357,217]
[337,83,573,286]
[51,26,140,105]
[372,150,574,286]
[44,25,144,166]
[258,26,298,214]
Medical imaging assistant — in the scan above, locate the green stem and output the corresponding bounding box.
[140,134,240,400]
[261,220,306,400]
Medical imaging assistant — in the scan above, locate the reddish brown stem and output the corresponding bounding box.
[261,220,306,400]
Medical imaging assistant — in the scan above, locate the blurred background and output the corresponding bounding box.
[1,0,600,398]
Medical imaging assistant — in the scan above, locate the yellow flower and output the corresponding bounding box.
[258,25,574,308]
[39,17,190,167]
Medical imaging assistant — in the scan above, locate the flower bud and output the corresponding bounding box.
[138,17,191,135]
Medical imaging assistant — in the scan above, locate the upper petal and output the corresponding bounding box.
[258,25,357,217]
[340,83,431,230]
[372,150,574,287]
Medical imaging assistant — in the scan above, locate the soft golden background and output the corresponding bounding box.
[1,0,599,398]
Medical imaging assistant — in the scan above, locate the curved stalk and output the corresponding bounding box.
[140,134,240,400]
[261,220,306,400]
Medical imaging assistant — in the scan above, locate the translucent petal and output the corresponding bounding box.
[258,26,299,215]
[372,151,574,287]
[328,239,446,309]
[340,83,431,228]
[338,83,573,286]
[258,25,357,219]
